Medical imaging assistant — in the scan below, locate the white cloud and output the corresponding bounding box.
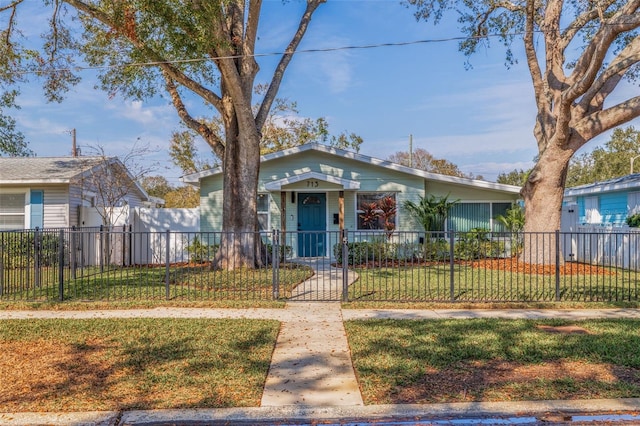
[106,100,174,126]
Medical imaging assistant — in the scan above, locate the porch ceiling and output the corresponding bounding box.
[264,171,360,191]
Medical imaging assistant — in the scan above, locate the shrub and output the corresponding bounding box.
[186,236,218,263]
[0,231,62,269]
[454,228,504,260]
[627,213,640,228]
[265,242,293,262]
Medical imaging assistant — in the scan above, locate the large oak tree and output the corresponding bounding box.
[0,0,325,269]
[408,0,640,263]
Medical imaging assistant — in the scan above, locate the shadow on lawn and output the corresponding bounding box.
[348,318,640,404]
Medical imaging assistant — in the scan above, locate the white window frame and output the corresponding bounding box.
[0,190,29,230]
[257,193,270,232]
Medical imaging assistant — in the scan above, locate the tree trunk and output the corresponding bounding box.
[212,126,262,270]
[520,144,574,265]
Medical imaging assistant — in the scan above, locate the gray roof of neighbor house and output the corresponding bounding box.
[181,143,522,194]
[564,173,640,197]
[0,156,108,183]
[0,156,151,201]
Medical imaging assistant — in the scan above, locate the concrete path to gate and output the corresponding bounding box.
[288,257,358,301]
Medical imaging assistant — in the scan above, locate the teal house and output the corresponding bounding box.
[183,144,521,257]
[563,174,640,226]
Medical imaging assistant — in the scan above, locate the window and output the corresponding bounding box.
[449,202,513,232]
[356,193,396,231]
[257,193,270,231]
[0,193,26,231]
[629,192,640,216]
[585,196,601,224]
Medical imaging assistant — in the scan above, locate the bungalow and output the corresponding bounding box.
[182,144,521,257]
[563,173,640,227]
[0,156,153,230]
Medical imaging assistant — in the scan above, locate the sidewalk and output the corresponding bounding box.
[2,305,640,425]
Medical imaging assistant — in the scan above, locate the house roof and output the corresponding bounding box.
[564,173,640,197]
[0,156,151,201]
[182,143,522,194]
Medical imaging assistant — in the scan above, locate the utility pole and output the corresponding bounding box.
[409,134,413,168]
[71,128,78,157]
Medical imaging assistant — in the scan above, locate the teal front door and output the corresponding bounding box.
[297,193,326,257]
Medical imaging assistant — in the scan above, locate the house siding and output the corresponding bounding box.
[42,185,70,228]
[576,192,629,226]
[198,149,519,235]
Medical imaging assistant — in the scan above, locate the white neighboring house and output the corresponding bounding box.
[0,156,157,230]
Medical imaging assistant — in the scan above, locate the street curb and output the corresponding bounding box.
[118,399,640,424]
[0,411,120,426]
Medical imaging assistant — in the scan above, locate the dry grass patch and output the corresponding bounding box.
[0,318,279,412]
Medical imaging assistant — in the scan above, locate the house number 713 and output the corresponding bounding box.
[307,180,319,188]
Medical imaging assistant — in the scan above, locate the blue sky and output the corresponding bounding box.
[12,1,638,185]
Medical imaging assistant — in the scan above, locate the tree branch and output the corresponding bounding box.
[163,73,225,159]
[255,0,325,132]
[63,0,224,111]
[574,95,640,143]
[578,35,640,115]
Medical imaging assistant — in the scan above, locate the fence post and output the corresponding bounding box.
[70,226,77,280]
[342,230,349,302]
[34,227,41,288]
[99,225,104,273]
[58,229,65,302]
[449,230,455,302]
[272,229,280,300]
[0,232,4,296]
[555,229,561,302]
[165,229,171,300]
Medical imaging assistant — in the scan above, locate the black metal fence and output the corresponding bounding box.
[1,227,639,303]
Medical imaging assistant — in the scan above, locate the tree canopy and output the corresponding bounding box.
[170,95,363,175]
[0,0,326,268]
[407,0,640,263]
[567,126,640,187]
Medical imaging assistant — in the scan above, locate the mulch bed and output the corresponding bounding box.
[469,258,616,276]
[340,258,616,276]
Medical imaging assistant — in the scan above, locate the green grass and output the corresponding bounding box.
[1,264,314,302]
[345,318,640,404]
[348,264,640,302]
[0,318,280,411]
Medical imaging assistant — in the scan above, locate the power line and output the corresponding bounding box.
[16,32,519,76]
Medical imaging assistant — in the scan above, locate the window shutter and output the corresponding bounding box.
[30,190,44,229]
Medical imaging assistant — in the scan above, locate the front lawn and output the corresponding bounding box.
[0,318,279,411]
[1,263,314,302]
[345,318,640,404]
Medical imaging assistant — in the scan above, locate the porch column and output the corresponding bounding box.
[339,191,344,231]
[280,192,287,232]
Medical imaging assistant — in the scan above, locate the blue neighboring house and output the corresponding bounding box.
[563,174,640,227]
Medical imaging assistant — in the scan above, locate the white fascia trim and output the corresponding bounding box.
[179,143,522,194]
[565,181,640,197]
[0,179,71,184]
[264,171,361,191]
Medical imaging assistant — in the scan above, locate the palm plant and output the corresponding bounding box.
[495,204,525,233]
[403,194,459,233]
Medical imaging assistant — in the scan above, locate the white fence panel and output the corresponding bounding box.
[569,226,640,270]
[131,208,200,264]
